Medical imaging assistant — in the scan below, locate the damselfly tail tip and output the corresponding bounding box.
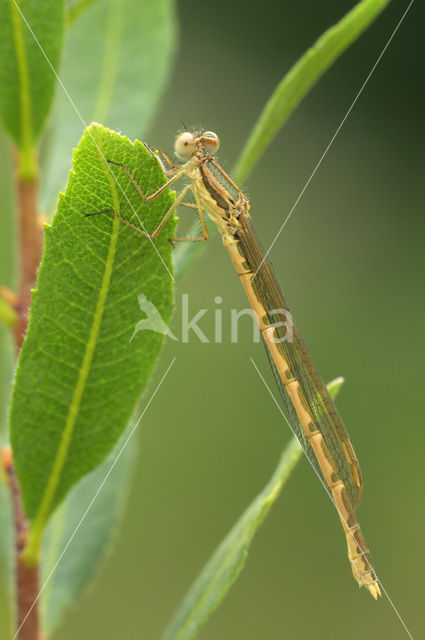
[367,581,382,600]
[360,578,381,599]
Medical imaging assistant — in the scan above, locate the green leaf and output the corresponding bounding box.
[41,420,135,635]
[0,127,16,429]
[10,123,176,562]
[233,0,390,184]
[173,0,390,277]
[66,0,99,25]
[162,378,344,640]
[0,475,13,638]
[0,128,15,636]
[0,128,16,291]
[0,0,64,177]
[35,0,177,620]
[41,0,177,212]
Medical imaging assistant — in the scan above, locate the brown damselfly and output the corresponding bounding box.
[87,129,381,599]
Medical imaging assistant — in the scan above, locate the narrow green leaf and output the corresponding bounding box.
[0,0,64,176]
[325,377,345,401]
[41,421,135,635]
[0,133,17,326]
[0,128,16,290]
[173,0,389,277]
[41,0,177,212]
[10,123,176,561]
[0,476,13,638]
[162,378,344,640]
[0,128,15,636]
[66,0,99,26]
[233,0,390,184]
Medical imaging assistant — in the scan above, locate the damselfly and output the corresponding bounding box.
[88,129,381,599]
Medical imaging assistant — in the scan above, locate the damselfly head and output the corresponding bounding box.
[175,131,196,159]
[199,131,220,155]
[175,130,220,160]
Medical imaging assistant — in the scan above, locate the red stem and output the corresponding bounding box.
[2,448,40,640]
[5,151,44,638]
[13,174,43,350]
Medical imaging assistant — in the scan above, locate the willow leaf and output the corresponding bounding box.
[10,123,176,561]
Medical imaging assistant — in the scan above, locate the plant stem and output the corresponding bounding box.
[13,152,43,350]
[2,448,40,640]
[3,149,43,637]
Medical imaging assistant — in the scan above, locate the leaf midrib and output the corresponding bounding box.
[9,0,33,156]
[24,157,121,563]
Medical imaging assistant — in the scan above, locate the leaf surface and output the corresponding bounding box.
[0,0,64,150]
[41,422,135,635]
[10,124,176,555]
[41,0,176,211]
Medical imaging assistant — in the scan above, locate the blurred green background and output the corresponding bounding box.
[1,0,424,638]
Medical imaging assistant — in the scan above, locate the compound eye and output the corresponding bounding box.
[175,131,196,159]
[202,131,220,154]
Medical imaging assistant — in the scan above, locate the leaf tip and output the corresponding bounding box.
[327,376,345,400]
